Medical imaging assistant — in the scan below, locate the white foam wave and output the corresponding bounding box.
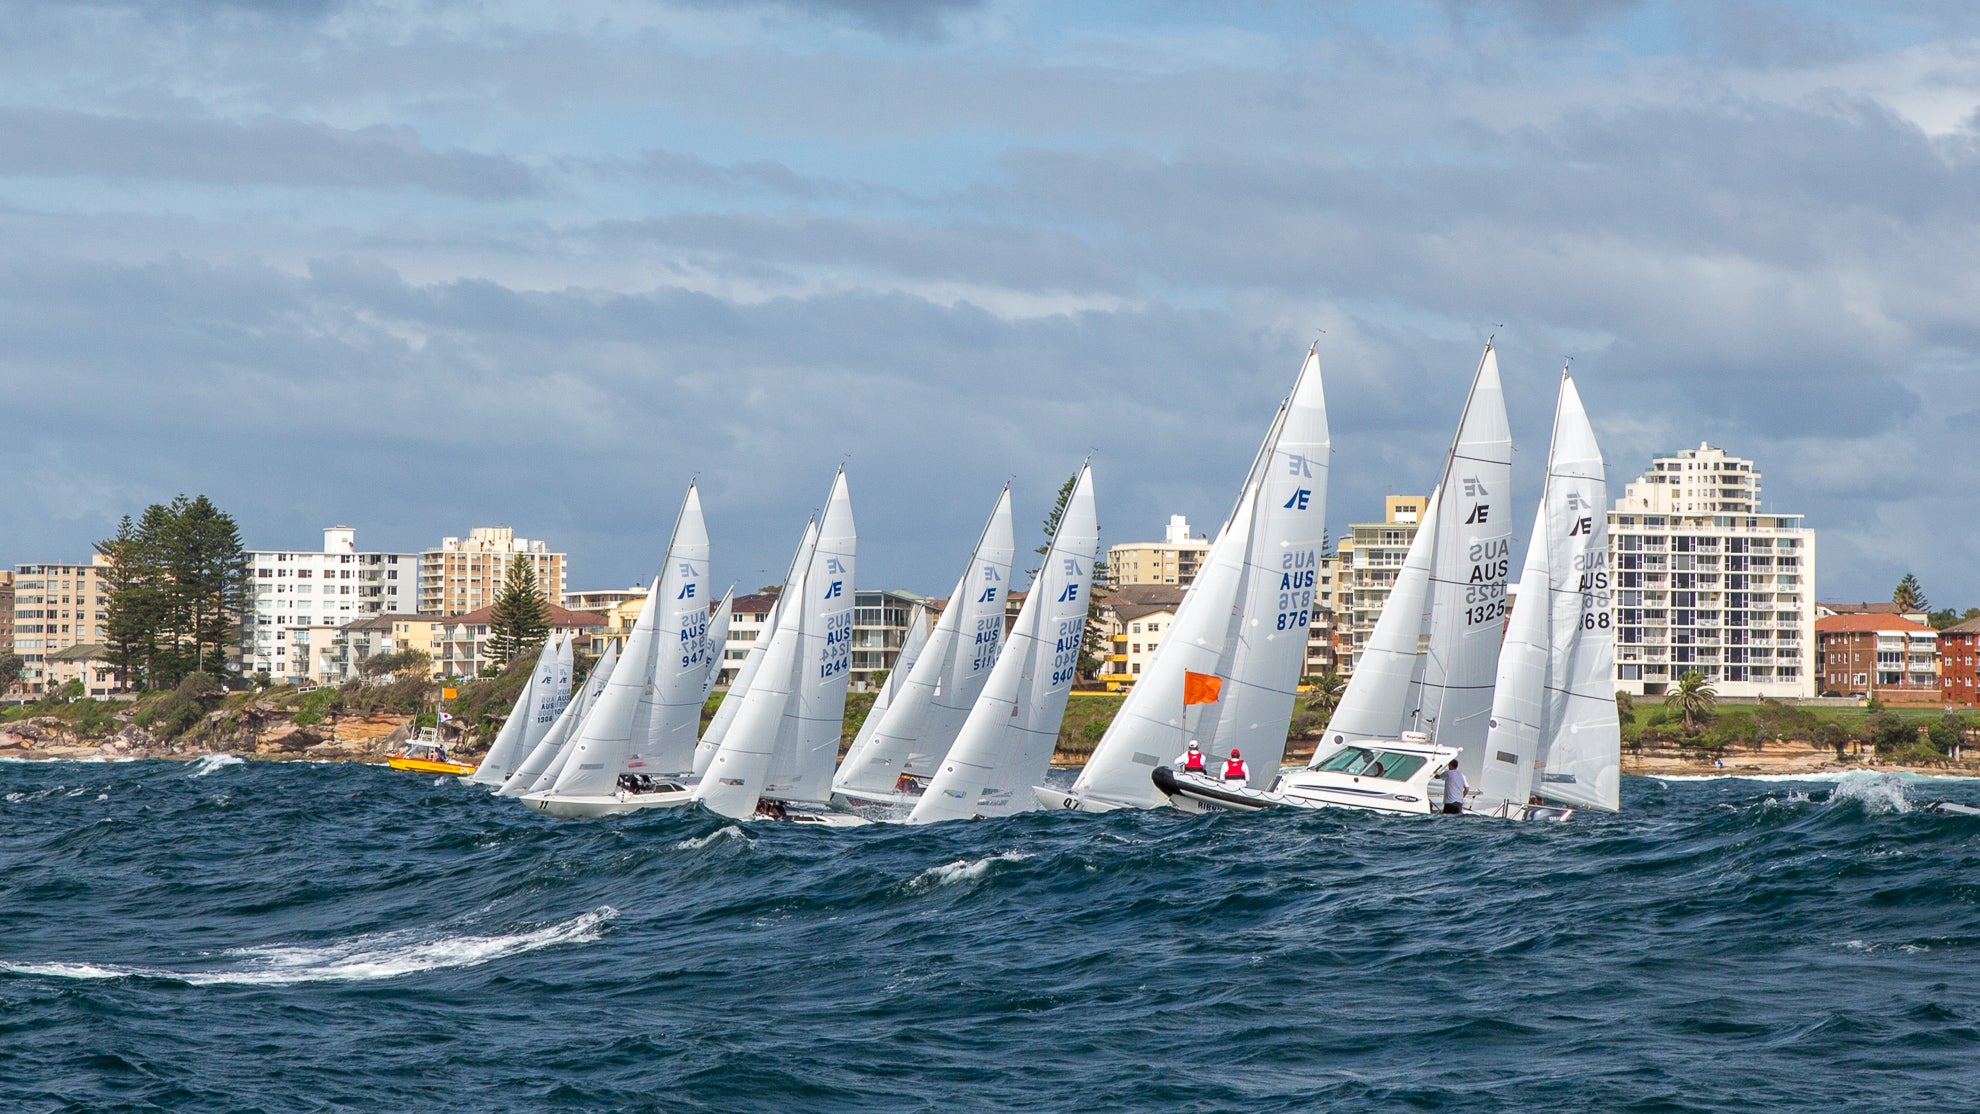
[1,907,616,987]
[673,825,748,851]
[1828,771,1911,815]
[188,753,245,778]
[905,851,1030,893]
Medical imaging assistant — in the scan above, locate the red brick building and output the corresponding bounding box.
[1815,613,1939,704]
[1940,617,1980,707]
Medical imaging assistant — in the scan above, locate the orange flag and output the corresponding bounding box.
[442,687,458,700]
[1182,670,1223,705]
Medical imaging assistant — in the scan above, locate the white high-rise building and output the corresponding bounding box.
[1608,444,1816,699]
[242,526,417,682]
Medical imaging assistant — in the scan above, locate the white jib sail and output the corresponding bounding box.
[525,642,622,795]
[762,470,856,806]
[1535,375,1618,811]
[701,588,734,703]
[1186,348,1330,780]
[1477,495,1551,810]
[691,519,817,820]
[500,642,618,796]
[834,486,1015,799]
[1313,487,1442,763]
[912,465,1097,823]
[693,526,810,777]
[638,485,714,777]
[834,601,932,790]
[1414,343,1513,792]
[548,577,665,798]
[470,634,562,786]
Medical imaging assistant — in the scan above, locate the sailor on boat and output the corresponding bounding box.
[1222,749,1249,784]
[1440,758,1468,814]
[1176,740,1207,775]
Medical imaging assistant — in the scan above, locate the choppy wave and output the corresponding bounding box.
[2,758,1979,1113]
[187,753,245,778]
[2,908,616,986]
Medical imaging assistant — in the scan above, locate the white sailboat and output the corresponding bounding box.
[468,634,571,787]
[1159,342,1510,816]
[910,464,1098,824]
[498,641,620,797]
[693,470,864,825]
[1045,347,1328,812]
[1473,372,1618,819]
[524,485,714,818]
[834,487,1016,808]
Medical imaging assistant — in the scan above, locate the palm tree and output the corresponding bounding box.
[1664,671,1716,736]
[1305,670,1346,718]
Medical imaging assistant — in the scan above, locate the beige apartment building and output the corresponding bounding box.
[1335,495,1428,675]
[8,555,113,696]
[0,570,14,680]
[418,527,566,616]
[435,604,608,679]
[1108,515,1211,588]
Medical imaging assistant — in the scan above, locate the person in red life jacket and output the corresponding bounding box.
[1222,749,1249,784]
[1174,739,1208,775]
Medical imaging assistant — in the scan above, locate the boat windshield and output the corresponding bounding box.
[1313,747,1425,782]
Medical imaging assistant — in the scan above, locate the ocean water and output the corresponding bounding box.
[3,759,1978,1113]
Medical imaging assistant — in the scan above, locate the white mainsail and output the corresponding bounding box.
[761,470,857,806]
[470,634,566,786]
[1311,487,1442,760]
[834,601,932,788]
[1180,348,1330,777]
[499,641,618,797]
[1478,373,1617,813]
[912,465,1098,824]
[1536,376,1617,810]
[1411,344,1513,792]
[637,486,714,777]
[1068,348,1328,807]
[834,487,1015,801]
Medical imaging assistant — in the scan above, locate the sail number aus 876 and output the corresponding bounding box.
[1276,552,1317,632]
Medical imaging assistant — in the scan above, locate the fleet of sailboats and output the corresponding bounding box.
[444,339,1618,829]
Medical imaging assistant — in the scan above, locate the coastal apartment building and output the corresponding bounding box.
[711,588,925,690]
[7,555,112,696]
[563,586,649,615]
[0,571,13,679]
[1814,613,1939,703]
[1609,443,1817,699]
[1939,617,1980,706]
[1335,495,1427,676]
[418,527,566,616]
[241,527,417,683]
[434,604,608,678]
[1108,515,1212,588]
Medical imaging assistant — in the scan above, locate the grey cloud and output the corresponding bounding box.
[0,108,534,198]
[677,0,985,40]
[573,149,913,208]
[1437,0,1643,37]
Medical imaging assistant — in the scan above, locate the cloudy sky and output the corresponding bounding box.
[4,0,1977,605]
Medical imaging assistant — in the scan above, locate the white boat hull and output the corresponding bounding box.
[522,781,695,818]
[1031,785,1138,813]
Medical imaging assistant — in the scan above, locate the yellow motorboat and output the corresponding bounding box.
[386,739,475,776]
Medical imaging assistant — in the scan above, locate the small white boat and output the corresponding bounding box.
[1154,732,1459,815]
